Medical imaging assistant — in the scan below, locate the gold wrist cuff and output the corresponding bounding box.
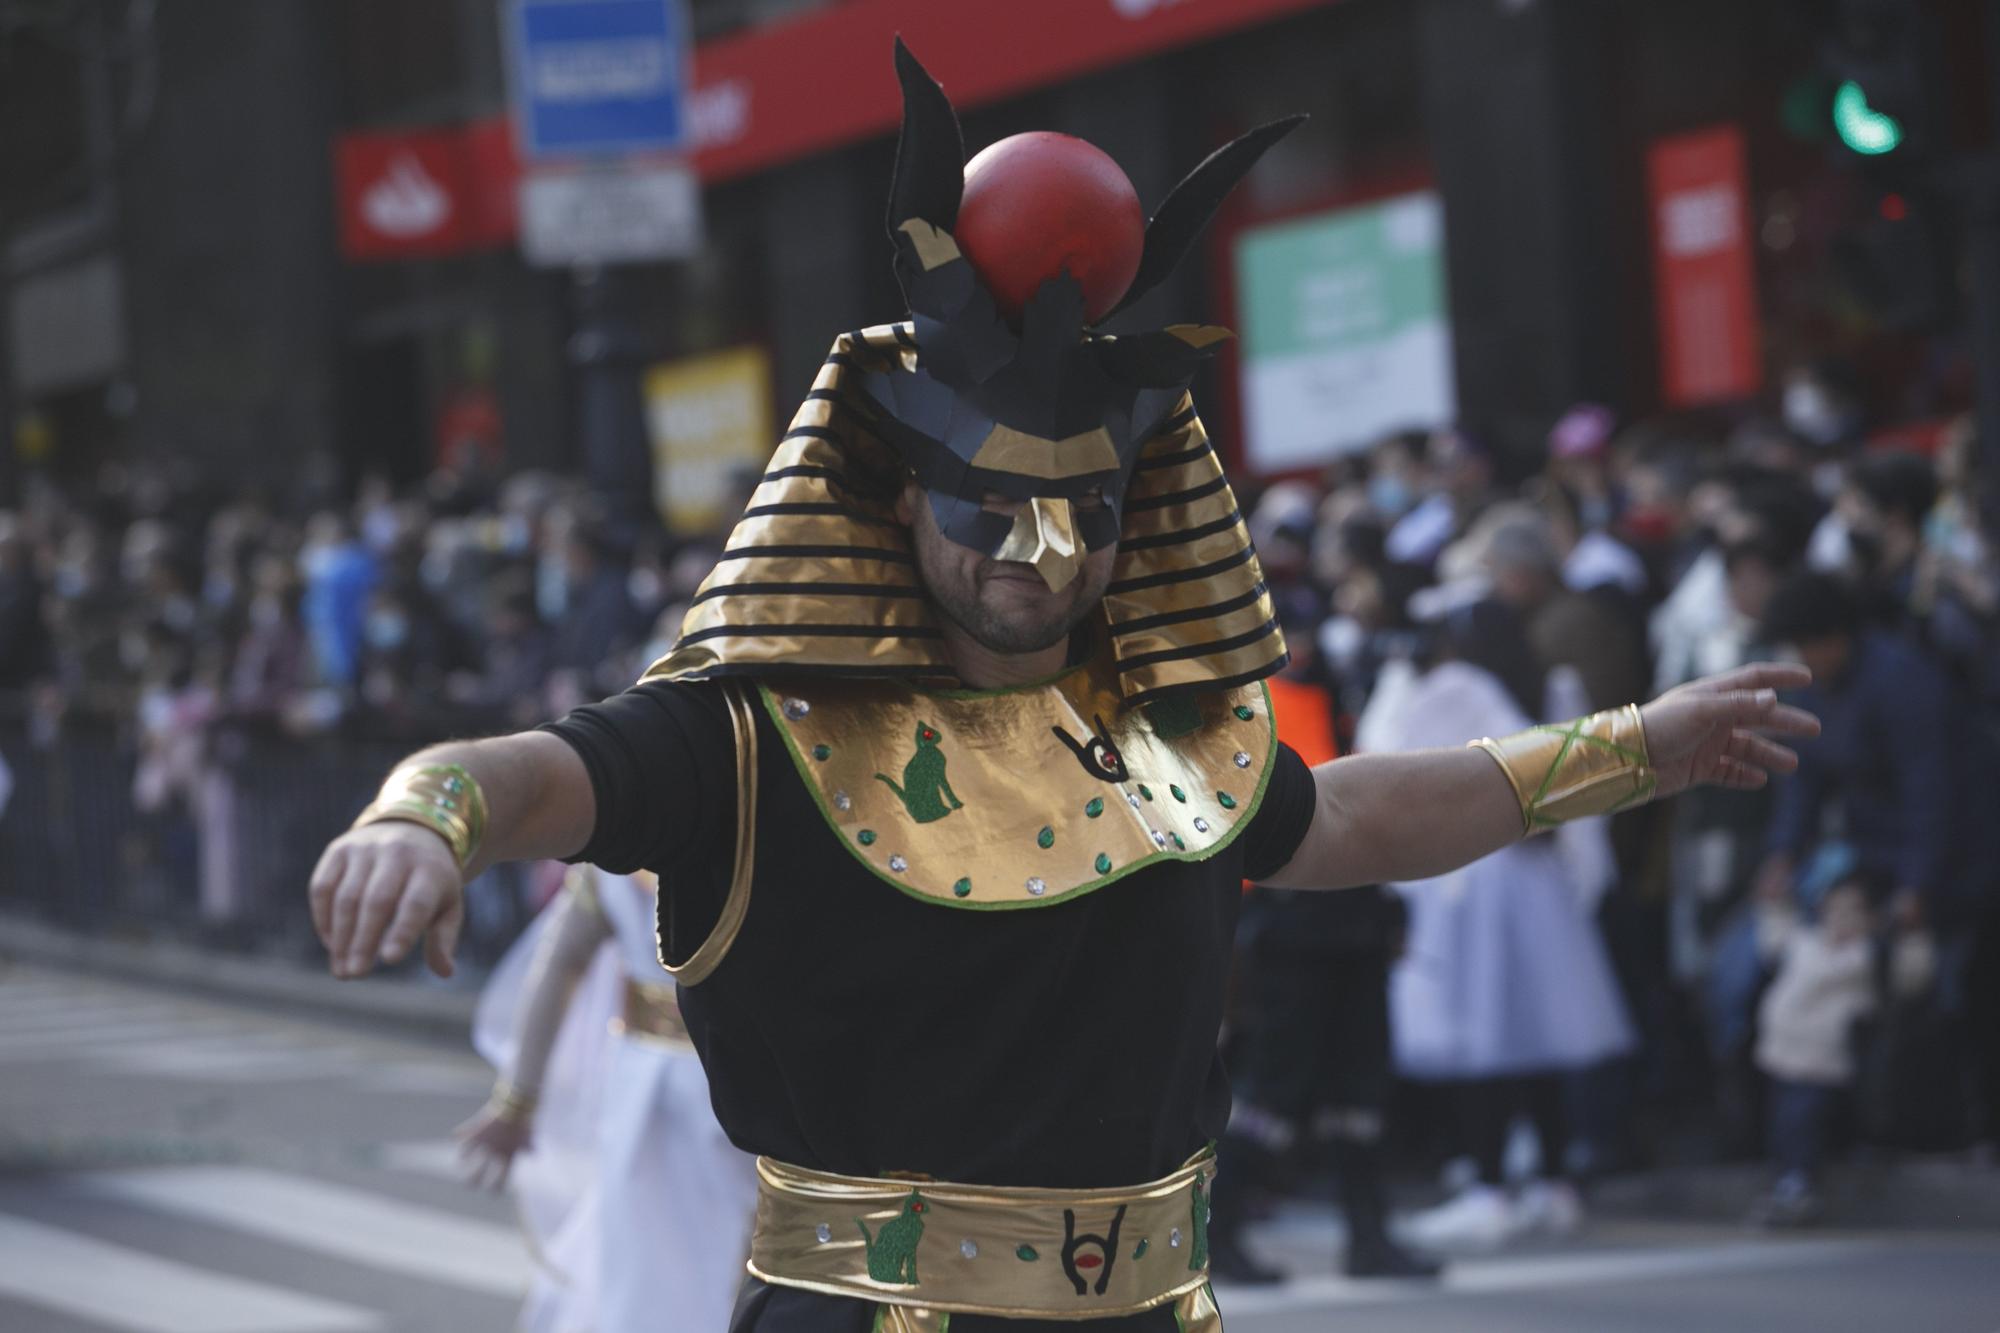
[486,1079,538,1125]
[352,763,488,870]
[1471,703,1656,836]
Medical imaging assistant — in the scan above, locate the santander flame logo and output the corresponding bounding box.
[361,153,452,239]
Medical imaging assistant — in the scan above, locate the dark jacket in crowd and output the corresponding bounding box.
[1765,632,1952,901]
[0,568,49,691]
[554,569,640,672]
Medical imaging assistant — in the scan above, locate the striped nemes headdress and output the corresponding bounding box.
[647,43,1302,706]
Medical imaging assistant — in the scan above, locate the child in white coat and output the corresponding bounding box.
[1752,879,1876,1226]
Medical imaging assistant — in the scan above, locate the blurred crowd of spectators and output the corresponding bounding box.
[0,463,727,749]
[0,460,735,957]
[1231,365,2000,1213]
[1,359,1997,1184]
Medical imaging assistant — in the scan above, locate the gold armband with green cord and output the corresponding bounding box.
[1470,704,1656,835]
[351,762,489,870]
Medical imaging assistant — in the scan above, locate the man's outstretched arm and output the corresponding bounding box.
[1262,663,1820,892]
[308,731,593,980]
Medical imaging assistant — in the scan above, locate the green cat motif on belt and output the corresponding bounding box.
[857,1189,928,1286]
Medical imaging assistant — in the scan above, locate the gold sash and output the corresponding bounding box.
[748,1154,1222,1330]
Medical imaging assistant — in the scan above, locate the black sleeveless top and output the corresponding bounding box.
[544,678,1316,1190]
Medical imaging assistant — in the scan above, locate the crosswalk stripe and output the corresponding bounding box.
[0,983,130,1003]
[356,1062,493,1095]
[93,1052,340,1082]
[0,1213,381,1333]
[0,1001,177,1031]
[377,1140,470,1182]
[1213,1237,1879,1313]
[0,1020,235,1054]
[80,1166,530,1299]
[0,1018,477,1089]
[88,1037,344,1081]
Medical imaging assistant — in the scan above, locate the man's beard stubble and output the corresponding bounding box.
[914,540,1114,656]
[931,563,1111,654]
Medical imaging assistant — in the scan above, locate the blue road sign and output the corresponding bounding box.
[510,0,687,159]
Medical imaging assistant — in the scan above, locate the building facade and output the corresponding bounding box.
[4,0,1990,515]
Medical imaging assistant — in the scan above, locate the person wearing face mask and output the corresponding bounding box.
[354,585,454,741]
[1366,431,1427,521]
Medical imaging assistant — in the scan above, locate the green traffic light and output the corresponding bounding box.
[1833,79,1904,155]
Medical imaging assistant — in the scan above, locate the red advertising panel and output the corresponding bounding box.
[462,118,523,249]
[334,124,520,261]
[686,0,1339,182]
[1647,125,1762,407]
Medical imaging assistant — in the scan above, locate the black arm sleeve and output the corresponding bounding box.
[537,679,735,875]
[1240,741,1318,882]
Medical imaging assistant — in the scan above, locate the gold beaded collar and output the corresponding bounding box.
[760,650,1274,909]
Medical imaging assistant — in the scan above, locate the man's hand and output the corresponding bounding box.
[1640,663,1820,800]
[308,822,466,979]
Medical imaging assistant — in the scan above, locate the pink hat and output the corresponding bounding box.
[1550,403,1616,460]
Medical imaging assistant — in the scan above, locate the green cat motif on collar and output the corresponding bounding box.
[856,1189,928,1285]
[759,666,1276,909]
[876,721,964,824]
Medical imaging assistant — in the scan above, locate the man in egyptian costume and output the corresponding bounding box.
[308,42,1817,1333]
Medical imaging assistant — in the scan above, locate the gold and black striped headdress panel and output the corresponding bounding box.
[643,325,1286,707]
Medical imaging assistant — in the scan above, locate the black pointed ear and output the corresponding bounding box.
[887,37,966,236]
[1102,115,1306,321]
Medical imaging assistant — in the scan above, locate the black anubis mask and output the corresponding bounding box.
[858,39,1303,592]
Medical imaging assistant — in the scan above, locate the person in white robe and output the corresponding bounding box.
[460,864,758,1332]
[1357,592,1634,1250]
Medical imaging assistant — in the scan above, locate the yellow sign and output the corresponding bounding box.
[643,345,774,533]
[15,411,53,463]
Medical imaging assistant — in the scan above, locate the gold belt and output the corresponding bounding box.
[747,1153,1222,1330]
[612,979,693,1050]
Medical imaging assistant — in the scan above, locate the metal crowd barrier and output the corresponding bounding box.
[0,719,532,970]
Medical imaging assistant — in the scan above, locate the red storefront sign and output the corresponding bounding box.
[686,0,1337,181]
[334,122,520,261]
[1646,125,1762,407]
[466,0,1335,188]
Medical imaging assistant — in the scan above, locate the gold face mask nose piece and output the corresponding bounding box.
[994,497,1083,593]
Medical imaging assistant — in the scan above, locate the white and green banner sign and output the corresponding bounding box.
[1234,190,1455,471]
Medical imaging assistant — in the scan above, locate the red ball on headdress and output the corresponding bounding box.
[955,132,1145,326]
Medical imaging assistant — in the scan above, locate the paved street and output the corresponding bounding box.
[2,962,1997,1333]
